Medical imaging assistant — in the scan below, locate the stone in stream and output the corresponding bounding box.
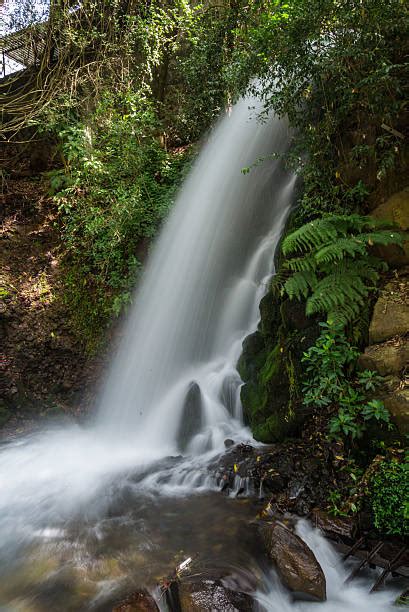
[177,382,203,452]
[177,579,254,611]
[261,521,326,601]
[112,589,159,612]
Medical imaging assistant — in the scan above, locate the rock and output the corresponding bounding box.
[177,382,203,451]
[369,275,409,344]
[371,188,409,266]
[382,388,409,435]
[261,521,326,601]
[112,589,159,612]
[178,579,254,612]
[358,337,409,376]
[311,509,356,539]
[224,439,235,448]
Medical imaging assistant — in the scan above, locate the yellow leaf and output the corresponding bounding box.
[234,463,238,473]
[335,171,340,179]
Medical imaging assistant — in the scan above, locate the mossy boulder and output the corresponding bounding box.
[238,287,319,443]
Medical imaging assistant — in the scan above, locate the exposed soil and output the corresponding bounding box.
[0,177,103,435]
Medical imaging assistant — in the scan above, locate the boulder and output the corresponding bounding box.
[370,188,409,266]
[261,521,326,601]
[177,382,203,451]
[178,579,254,611]
[369,275,409,344]
[113,590,159,612]
[382,388,409,435]
[358,337,409,376]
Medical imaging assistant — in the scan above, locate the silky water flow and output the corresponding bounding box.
[0,97,402,610]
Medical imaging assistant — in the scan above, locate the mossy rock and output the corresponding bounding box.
[239,286,319,443]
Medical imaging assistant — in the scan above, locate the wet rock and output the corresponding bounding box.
[177,382,203,451]
[178,579,254,611]
[261,521,326,601]
[311,509,356,539]
[113,589,159,612]
[382,388,409,434]
[358,337,409,376]
[369,275,409,344]
[224,439,235,448]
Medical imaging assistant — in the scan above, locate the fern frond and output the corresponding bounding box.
[315,237,367,264]
[328,258,381,284]
[282,219,340,255]
[280,214,402,328]
[306,273,368,316]
[282,270,318,300]
[285,254,317,272]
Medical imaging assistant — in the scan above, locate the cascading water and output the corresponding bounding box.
[0,97,403,610]
[96,96,294,454]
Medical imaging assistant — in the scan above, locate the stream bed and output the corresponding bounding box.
[0,454,404,612]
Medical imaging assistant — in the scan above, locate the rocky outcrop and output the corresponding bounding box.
[358,336,409,376]
[361,267,409,434]
[368,269,409,346]
[382,385,409,435]
[261,521,326,601]
[370,188,409,267]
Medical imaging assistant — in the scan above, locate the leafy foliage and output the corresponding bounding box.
[48,91,191,347]
[370,457,409,536]
[230,0,409,222]
[281,215,402,326]
[302,323,391,442]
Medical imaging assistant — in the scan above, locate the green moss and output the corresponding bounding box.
[253,413,293,443]
[260,344,282,386]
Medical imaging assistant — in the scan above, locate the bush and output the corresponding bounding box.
[49,91,192,348]
[301,323,391,442]
[370,458,409,536]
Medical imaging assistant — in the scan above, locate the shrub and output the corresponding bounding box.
[301,323,391,442]
[370,457,409,536]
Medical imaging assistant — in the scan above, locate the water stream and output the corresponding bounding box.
[0,98,403,610]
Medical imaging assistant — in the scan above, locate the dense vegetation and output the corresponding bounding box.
[2,0,408,535]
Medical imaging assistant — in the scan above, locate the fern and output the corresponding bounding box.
[280,214,402,327]
[283,270,318,300]
[281,214,398,257]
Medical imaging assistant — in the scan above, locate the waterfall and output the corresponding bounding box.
[97,96,295,453]
[0,97,401,612]
[0,95,294,550]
